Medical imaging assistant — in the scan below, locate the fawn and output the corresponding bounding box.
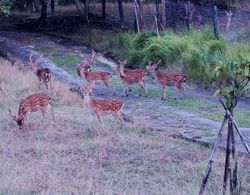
[28,55,52,90]
[118,60,147,96]
[9,93,55,129]
[79,84,124,128]
[146,60,187,100]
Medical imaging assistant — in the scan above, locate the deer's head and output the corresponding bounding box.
[9,109,24,129]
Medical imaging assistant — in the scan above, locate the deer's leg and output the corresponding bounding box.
[41,109,45,118]
[44,80,49,90]
[122,84,128,97]
[115,112,123,128]
[138,80,147,96]
[96,113,104,127]
[49,79,53,91]
[176,83,184,99]
[47,104,55,122]
[38,78,42,89]
[161,85,166,101]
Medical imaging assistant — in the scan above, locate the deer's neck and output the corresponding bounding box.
[150,70,159,80]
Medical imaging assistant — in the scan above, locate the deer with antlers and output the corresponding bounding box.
[76,49,96,77]
[79,83,123,128]
[9,93,55,129]
[117,60,147,96]
[146,60,187,101]
[28,55,52,90]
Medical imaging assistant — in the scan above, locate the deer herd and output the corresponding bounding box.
[7,50,187,130]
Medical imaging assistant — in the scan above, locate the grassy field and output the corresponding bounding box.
[0,59,250,194]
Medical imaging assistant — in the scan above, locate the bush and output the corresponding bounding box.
[103,28,250,88]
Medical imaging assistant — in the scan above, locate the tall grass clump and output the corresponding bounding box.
[104,27,250,87]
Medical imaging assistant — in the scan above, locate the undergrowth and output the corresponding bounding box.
[101,28,250,88]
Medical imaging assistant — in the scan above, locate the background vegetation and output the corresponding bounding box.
[96,28,250,88]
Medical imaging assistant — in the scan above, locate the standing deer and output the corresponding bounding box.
[79,84,123,128]
[118,60,147,96]
[9,93,55,129]
[79,54,116,95]
[146,60,187,100]
[28,55,52,90]
[76,49,96,77]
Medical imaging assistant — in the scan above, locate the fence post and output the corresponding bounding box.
[212,5,219,39]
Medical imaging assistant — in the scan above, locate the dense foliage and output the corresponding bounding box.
[104,28,250,88]
[0,0,14,14]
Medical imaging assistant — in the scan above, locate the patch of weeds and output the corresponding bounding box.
[111,76,123,90]
[49,54,81,67]
[37,47,62,54]
[164,98,214,111]
[202,109,250,127]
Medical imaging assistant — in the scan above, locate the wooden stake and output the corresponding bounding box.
[199,115,228,195]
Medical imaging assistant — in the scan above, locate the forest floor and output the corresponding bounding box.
[0,28,250,154]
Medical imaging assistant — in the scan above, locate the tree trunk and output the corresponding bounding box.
[38,0,48,26]
[74,0,84,15]
[102,0,106,19]
[84,0,90,22]
[51,0,55,15]
[117,0,124,23]
[33,0,40,13]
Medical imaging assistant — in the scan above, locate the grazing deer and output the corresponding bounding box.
[9,93,55,129]
[79,84,124,128]
[28,55,52,90]
[77,49,96,77]
[146,60,187,100]
[118,60,147,96]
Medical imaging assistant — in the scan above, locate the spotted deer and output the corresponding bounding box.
[146,60,187,100]
[80,66,115,95]
[28,55,52,90]
[9,93,55,129]
[118,60,147,96]
[76,49,96,77]
[79,84,123,128]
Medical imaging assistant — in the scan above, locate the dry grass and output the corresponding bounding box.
[0,58,249,194]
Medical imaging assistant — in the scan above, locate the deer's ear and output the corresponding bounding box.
[123,60,127,64]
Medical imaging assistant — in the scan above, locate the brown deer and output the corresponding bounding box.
[146,60,187,100]
[77,49,96,77]
[9,93,55,129]
[80,65,116,95]
[28,55,52,90]
[79,84,124,128]
[118,60,147,96]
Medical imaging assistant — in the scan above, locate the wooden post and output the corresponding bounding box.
[199,115,228,195]
[134,2,140,33]
[212,5,219,39]
[102,0,106,19]
[117,0,124,23]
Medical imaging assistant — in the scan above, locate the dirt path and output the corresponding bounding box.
[0,28,249,153]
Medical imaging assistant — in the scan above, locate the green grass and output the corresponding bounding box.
[37,47,63,54]
[49,54,81,67]
[164,98,215,111]
[202,109,250,127]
